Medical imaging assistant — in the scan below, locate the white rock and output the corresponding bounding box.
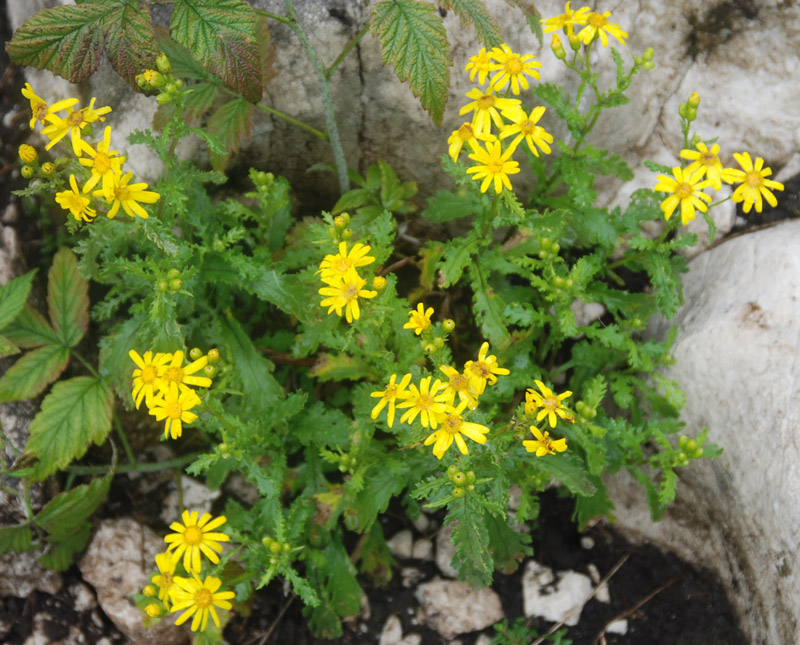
[580,536,595,550]
[435,522,458,578]
[78,518,189,644]
[606,619,628,635]
[0,552,61,597]
[414,578,504,640]
[609,220,800,645]
[400,566,424,589]
[379,615,403,645]
[386,529,414,559]
[22,613,83,645]
[159,476,221,524]
[70,582,97,611]
[399,636,422,645]
[572,300,607,328]
[586,563,610,603]
[412,538,433,561]
[522,560,593,626]
[412,512,431,532]
[475,635,493,645]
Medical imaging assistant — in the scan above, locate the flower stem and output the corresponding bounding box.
[66,452,200,476]
[71,350,100,379]
[254,102,328,140]
[113,413,137,466]
[326,23,370,78]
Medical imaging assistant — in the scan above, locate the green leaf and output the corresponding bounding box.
[440,0,502,48]
[0,525,35,556]
[39,523,92,571]
[448,498,493,587]
[25,377,114,481]
[422,189,480,224]
[0,335,20,359]
[471,265,510,347]
[206,96,255,171]
[47,248,89,348]
[533,453,595,497]
[97,0,159,85]
[293,402,351,449]
[0,344,70,402]
[371,0,452,126]
[354,459,409,532]
[572,477,615,530]
[0,269,36,331]
[504,0,543,44]
[2,306,61,349]
[153,27,211,80]
[170,0,261,102]
[439,235,479,287]
[35,474,112,541]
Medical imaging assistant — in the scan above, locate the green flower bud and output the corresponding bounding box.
[452,487,466,499]
[156,53,171,74]
[156,92,172,105]
[168,278,182,291]
[540,236,551,249]
[20,165,34,179]
[538,250,550,260]
[452,471,466,486]
[41,162,54,175]
[424,343,437,354]
[568,33,582,51]
[687,92,700,108]
[189,347,203,360]
[678,103,687,118]
[156,279,169,292]
[207,348,221,364]
[642,60,655,71]
[218,442,230,455]
[551,242,560,254]
[551,34,567,61]
[434,337,445,349]
[164,82,177,95]
[443,319,455,332]
[692,447,704,459]
[678,435,688,448]
[203,364,216,378]
[142,585,157,597]
[269,540,282,553]
[465,470,476,484]
[642,47,655,62]
[553,276,565,288]
[282,542,291,554]
[334,215,348,229]
[447,465,459,480]
[685,439,698,453]
[341,228,353,240]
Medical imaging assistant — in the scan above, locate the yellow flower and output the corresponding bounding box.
[523,426,568,456]
[447,122,491,162]
[18,144,37,163]
[525,380,574,428]
[439,365,478,409]
[144,603,163,618]
[653,166,711,225]
[423,400,490,459]
[578,11,628,47]
[466,140,520,194]
[41,97,112,154]
[396,376,449,429]
[169,574,235,632]
[21,83,78,129]
[459,88,523,137]
[318,268,377,323]
[129,349,171,410]
[94,170,160,219]
[152,551,180,609]
[722,152,784,214]
[55,175,96,222]
[370,373,412,427]
[159,350,213,395]
[680,142,725,190]
[77,126,126,194]
[464,341,509,396]
[487,44,541,95]
[404,303,433,335]
[541,2,591,36]
[499,106,553,157]
[318,241,375,282]
[149,386,202,440]
[465,47,494,85]
[164,510,230,574]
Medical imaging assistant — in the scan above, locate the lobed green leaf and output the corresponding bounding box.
[35,473,113,541]
[0,344,70,402]
[47,248,89,348]
[0,525,35,556]
[0,269,36,331]
[2,306,61,349]
[206,96,255,170]
[441,0,502,48]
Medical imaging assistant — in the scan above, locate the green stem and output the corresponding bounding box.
[71,350,100,379]
[176,469,185,513]
[254,8,292,26]
[114,414,137,466]
[66,452,200,476]
[282,0,350,194]
[327,23,370,78]
[254,103,328,140]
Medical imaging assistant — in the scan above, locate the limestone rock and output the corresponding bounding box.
[386,529,414,559]
[521,560,593,626]
[414,578,503,640]
[0,552,61,597]
[434,521,458,578]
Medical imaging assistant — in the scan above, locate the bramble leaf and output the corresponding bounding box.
[0,269,36,331]
[0,335,19,359]
[35,474,112,541]
[206,96,255,171]
[0,525,35,556]
[24,377,114,481]
[47,248,89,348]
[2,306,61,349]
[97,0,159,85]
[504,0,543,45]
[38,523,92,572]
[441,0,502,48]
[0,344,70,402]
[170,0,261,102]
[371,0,452,125]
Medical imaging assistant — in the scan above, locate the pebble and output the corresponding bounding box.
[387,529,414,559]
[412,538,433,561]
[415,578,504,640]
[522,560,593,626]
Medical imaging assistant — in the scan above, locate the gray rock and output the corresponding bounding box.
[159,475,221,525]
[521,560,593,626]
[411,537,433,561]
[0,552,61,597]
[414,578,503,640]
[434,521,458,579]
[386,529,414,559]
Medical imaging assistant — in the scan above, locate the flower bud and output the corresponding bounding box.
[143,69,164,89]
[568,33,582,51]
[434,337,445,349]
[189,347,203,360]
[203,364,216,378]
[168,278,182,291]
[452,487,465,499]
[372,275,386,290]
[452,471,466,485]
[156,93,172,105]
[207,348,221,363]
[144,604,162,618]
[687,92,700,108]
[551,34,566,60]
[443,319,455,332]
[142,585,157,597]
[642,47,655,62]
[447,464,459,480]
[167,268,180,280]
[41,162,54,175]
[334,215,348,229]
[156,53,171,74]
[156,279,169,292]
[686,107,697,122]
[20,165,34,179]
[18,144,37,163]
[424,343,437,354]
[261,535,273,547]
[341,228,353,240]
[642,60,655,71]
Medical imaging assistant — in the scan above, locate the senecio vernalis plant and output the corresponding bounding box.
[0,1,785,641]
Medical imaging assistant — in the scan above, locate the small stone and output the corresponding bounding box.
[412,538,433,561]
[401,567,424,589]
[387,529,414,559]
[399,636,422,645]
[70,582,97,611]
[415,578,504,640]
[159,476,220,524]
[606,619,629,635]
[379,615,403,645]
[0,552,61,596]
[435,522,458,578]
[586,563,610,603]
[475,635,493,645]
[412,512,431,532]
[580,536,595,550]
[522,560,593,626]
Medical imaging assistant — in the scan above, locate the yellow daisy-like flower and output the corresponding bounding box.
[318,268,377,323]
[541,2,591,36]
[439,365,478,409]
[499,106,553,157]
[94,170,160,219]
[464,47,494,85]
[525,380,575,428]
[447,122,491,162]
[653,166,711,225]
[423,400,490,459]
[464,341,510,396]
[523,426,568,457]
[169,574,235,632]
[164,511,230,574]
[396,376,449,429]
[487,44,541,95]
[466,140,520,194]
[149,386,202,440]
[129,349,171,410]
[159,350,213,395]
[21,83,79,130]
[41,97,112,154]
[680,142,725,191]
[77,126,126,194]
[459,88,523,137]
[722,152,784,214]
[318,241,375,282]
[578,11,628,47]
[404,303,434,335]
[152,551,180,609]
[370,372,412,428]
[55,175,96,223]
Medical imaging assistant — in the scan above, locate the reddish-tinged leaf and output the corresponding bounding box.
[99,0,160,86]
[256,15,278,87]
[3,306,61,349]
[207,96,254,171]
[47,248,89,349]
[0,344,70,402]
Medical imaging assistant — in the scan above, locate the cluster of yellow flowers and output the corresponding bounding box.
[318,240,380,323]
[523,380,574,456]
[142,510,235,632]
[540,2,628,47]
[20,83,160,223]
[128,348,217,439]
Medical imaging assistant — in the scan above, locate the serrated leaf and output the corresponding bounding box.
[504,0,543,44]
[47,248,89,348]
[170,0,261,102]
[371,0,452,125]
[184,81,220,119]
[98,0,159,86]
[471,266,510,346]
[448,500,492,587]
[0,525,35,556]
[39,523,92,571]
[2,306,61,349]
[0,335,20,359]
[354,460,409,532]
[25,377,114,481]
[256,15,278,87]
[533,453,595,496]
[35,474,112,541]
[439,235,478,287]
[207,96,254,171]
[441,0,502,48]
[0,269,36,331]
[6,3,107,83]
[422,189,479,223]
[0,344,70,402]
[153,27,211,80]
